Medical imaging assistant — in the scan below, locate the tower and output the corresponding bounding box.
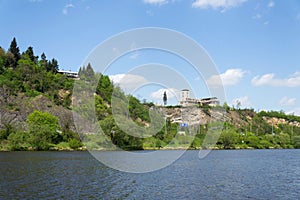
[180,89,190,105]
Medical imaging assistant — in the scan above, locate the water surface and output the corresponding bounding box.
[1,150,299,199]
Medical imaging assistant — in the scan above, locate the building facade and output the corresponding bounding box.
[178,89,219,107]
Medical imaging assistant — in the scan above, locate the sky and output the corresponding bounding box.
[1,0,300,115]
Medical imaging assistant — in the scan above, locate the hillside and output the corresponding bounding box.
[1,38,300,151]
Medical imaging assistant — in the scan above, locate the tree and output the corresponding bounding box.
[0,47,6,73]
[86,63,95,78]
[24,46,38,63]
[40,52,48,69]
[163,91,167,106]
[26,110,61,150]
[47,58,59,73]
[8,37,20,68]
[218,128,237,149]
[96,74,113,103]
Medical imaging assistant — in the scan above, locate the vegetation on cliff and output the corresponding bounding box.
[1,38,300,151]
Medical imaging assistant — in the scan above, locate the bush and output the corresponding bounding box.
[7,131,30,150]
[68,139,82,150]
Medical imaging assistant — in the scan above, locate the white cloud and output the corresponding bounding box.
[150,88,180,101]
[62,4,74,15]
[287,108,300,116]
[279,97,297,107]
[231,96,251,108]
[143,0,168,5]
[207,68,246,87]
[192,0,247,10]
[252,13,262,20]
[109,74,148,93]
[267,0,274,8]
[252,72,300,87]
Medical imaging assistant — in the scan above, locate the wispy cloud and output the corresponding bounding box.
[252,13,262,20]
[252,72,300,87]
[287,108,300,116]
[143,0,168,5]
[267,0,275,8]
[207,68,246,87]
[192,0,247,10]
[231,96,251,108]
[252,1,274,24]
[279,97,296,107]
[62,4,75,15]
[109,74,148,93]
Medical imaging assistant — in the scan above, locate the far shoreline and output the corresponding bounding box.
[1,146,299,152]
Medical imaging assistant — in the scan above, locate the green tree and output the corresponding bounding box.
[96,74,113,103]
[47,58,59,73]
[8,37,20,68]
[86,63,95,78]
[7,131,30,150]
[0,47,6,73]
[275,133,290,148]
[246,135,260,148]
[68,138,83,149]
[292,136,300,148]
[24,46,38,63]
[27,110,61,150]
[0,123,15,140]
[218,128,237,149]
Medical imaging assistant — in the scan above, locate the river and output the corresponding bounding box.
[1,150,299,199]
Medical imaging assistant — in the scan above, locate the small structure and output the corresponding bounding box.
[178,89,219,107]
[58,70,79,79]
[200,97,220,107]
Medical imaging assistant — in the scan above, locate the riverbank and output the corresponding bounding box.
[1,144,297,151]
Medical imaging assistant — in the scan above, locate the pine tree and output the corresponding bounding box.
[47,58,58,73]
[24,46,38,63]
[163,91,167,106]
[8,37,20,68]
[40,52,48,69]
[86,63,95,78]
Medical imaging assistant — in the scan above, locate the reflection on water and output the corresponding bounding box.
[1,150,300,199]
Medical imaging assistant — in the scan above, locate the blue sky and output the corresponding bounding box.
[1,0,300,115]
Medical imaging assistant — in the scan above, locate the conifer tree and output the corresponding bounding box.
[8,37,20,68]
[163,91,167,106]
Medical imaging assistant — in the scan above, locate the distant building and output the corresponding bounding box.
[58,70,79,79]
[178,89,219,107]
[200,97,220,107]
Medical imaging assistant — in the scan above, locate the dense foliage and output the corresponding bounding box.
[0,38,73,107]
[0,38,80,150]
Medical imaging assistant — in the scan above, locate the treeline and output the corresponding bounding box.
[258,110,300,123]
[0,37,73,107]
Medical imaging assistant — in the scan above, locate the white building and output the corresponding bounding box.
[178,89,219,107]
[58,70,79,79]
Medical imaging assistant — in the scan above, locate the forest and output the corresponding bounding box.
[1,38,300,151]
